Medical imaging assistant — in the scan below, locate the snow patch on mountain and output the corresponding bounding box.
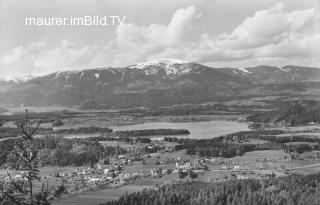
[279,67,291,72]
[1,75,37,83]
[109,69,117,74]
[129,58,187,69]
[55,70,79,78]
[236,67,252,74]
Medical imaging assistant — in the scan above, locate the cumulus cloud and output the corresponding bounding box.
[115,6,202,57]
[113,3,320,65]
[213,3,319,58]
[0,40,102,77]
[0,4,319,78]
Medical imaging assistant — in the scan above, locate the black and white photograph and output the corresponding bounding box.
[0,0,320,204]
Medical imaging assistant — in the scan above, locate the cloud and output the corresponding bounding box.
[113,3,320,65]
[216,3,318,50]
[115,6,201,54]
[0,40,105,77]
[0,4,319,78]
[190,3,320,66]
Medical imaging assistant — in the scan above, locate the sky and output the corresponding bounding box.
[0,0,319,78]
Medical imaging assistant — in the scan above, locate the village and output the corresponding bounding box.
[0,139,309,197]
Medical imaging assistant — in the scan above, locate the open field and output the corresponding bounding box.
[270,124,320,132]
[277,132,320,137]
[53,184,145,205]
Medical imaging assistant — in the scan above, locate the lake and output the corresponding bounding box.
[110,120,250,139]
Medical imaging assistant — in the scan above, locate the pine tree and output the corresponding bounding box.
[0,110,52,204]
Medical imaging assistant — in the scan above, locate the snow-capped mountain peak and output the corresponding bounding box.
[128,58,187,69]
[127,58,196,77]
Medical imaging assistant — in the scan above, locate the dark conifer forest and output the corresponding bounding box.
[101,173,320,205]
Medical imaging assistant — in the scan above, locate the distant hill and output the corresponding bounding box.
[220,65,320,84]
[248,100,320,125]
[0,107,9,115]
[0,80,17,93]
[0,60,319,109]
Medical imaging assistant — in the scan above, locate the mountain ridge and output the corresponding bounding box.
[0,60,319,109]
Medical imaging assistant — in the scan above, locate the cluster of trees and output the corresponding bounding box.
[229,130,285,136]
[114,129,190,137]
[38,137,127,167]
[136,138,152,143]
[0,127,52,139]
[165,137,278,158]
[102,173,320,205]
[52,119,64,127]
[85,136,131,143]
[0,136,127,167]
[224,130,284,142]
[143,145,165,154]
[256,135,320,144]
[177,142,257,158]
[1,134,157,168]
[83,136,152,144]
[53,127,113,134]
[177,169,197,179]
[164,137,194,144]
[281,143,313,154]
[0,138,16,165]
[0,126,113,139]
[228,131,320,144]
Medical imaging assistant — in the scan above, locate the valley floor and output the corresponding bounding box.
[50,148,320,205]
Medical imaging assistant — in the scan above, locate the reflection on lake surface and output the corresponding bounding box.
[110,121,250,139]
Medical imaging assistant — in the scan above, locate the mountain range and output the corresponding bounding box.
[0,59,319,109]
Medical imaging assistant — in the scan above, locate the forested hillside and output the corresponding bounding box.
[102,173,320,205]
[248,100,320,125]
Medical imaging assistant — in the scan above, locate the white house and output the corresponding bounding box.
[233,165,240,171]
